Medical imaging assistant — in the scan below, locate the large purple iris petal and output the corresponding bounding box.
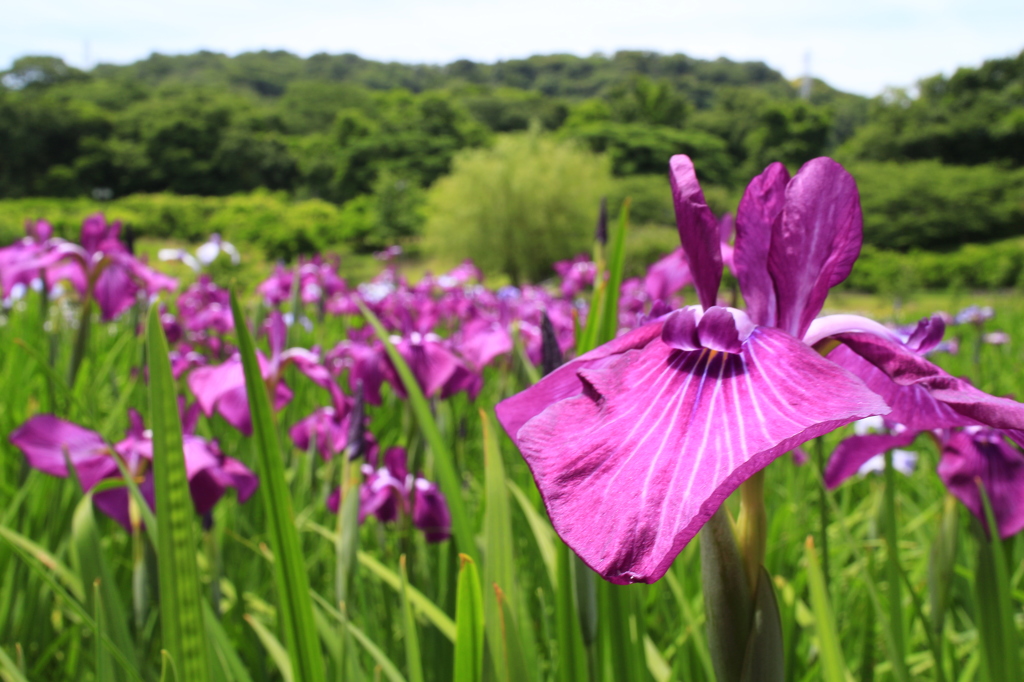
[824,431,921,489]
[509,327,888,583]
[769,158,863,339]
[497,321,664,440]
[833,332,1024,430]
[735,162,789,326]
[827,344,976,431]
[938,430,1024,539]
[9,415,117,491]
[669,155,722,310]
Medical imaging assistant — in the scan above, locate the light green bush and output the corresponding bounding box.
[424,132,611,282]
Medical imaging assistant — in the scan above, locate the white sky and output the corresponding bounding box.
[3,0,1022,96]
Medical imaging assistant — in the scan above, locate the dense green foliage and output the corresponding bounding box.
[0,49,853,202]
[3,48,1024,274]
[839,50,1024,167]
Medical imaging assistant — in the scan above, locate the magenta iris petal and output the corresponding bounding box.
[643,249,693,304]
[507,327,888,583]
[661,308,702,351]
[824,431,921,489]
[938,430,1024,538]
[497,322,664,440]
[668,155,722,310]
[827,344,975,431]
[735,162,789,327]
[833,332,1024,430]
[412,478,451,543]
[458,318,513,370]
[695,307,754,354]
[768,158,863,339]
[94,476,155,531]
[9,415,117,491]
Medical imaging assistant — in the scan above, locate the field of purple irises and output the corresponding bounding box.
[0,155,1022,682]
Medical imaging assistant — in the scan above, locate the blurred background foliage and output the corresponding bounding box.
[1,48,1023,287]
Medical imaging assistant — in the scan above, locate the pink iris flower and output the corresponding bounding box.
[187,312,332,434]
[9,407,257,529]
[327,446,451,543]
[2,214,176,321]
[496,155,1024,584]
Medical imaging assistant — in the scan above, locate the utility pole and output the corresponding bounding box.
[800,51,812,100]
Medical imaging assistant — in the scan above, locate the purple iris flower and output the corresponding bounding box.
[0,220,86,302]
[187,311,331,434]
[257,256,348,308]
[290,385,379,461]
[4,214,177,321]
[327,446,451,543]
[496,155,1024,584]
[826,422,1024,539]
[554,255,597,299]
[938,427,1024,538]
[9,407,257,529]
[176,276,235,355]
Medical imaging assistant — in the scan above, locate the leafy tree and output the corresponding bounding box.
[424,132,611,282]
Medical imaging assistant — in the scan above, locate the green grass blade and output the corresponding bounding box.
[355,299,478,563]
[244,615,294,682]
[70,495,137,677]
[0,646,29,682]
[555,544,587,682]
[804,536,849,682]
[399,555,426,682]
[93,579,114,682]
[203,603,255,682]
[881,451,909,681]
[454,554,485,682]
[507,481,556,588]
[311,590,407,681]
[346,622,408,682]
[481,409,536,682]
[0,524,83,601]
[231,291,326,682]
[0,535,144,681]
[356,551,457,642]
[598,198,630,344]
[148,304,213,682]
[975,482,1022,682]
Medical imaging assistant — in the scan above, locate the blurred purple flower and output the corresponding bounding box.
[17,215,176,320]
[327,446,450,542]
[188,311,331,434]
[8,407,257,529]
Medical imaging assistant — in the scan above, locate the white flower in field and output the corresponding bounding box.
[159,234,239,272]
[196,234,240,266]
[854,416,886,436]
[159,248,202,272]
[857,449,918,478]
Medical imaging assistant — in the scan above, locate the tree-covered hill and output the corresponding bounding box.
[0,49,862,201]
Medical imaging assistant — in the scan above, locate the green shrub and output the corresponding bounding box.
[846,238,1024,293]
[424,131,611,283]
[848,161,1024,250]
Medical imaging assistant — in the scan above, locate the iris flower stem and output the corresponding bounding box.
[815,438,831,591]
[68,294,93,389]
[883,449,907,669]
[736,469,767,594]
